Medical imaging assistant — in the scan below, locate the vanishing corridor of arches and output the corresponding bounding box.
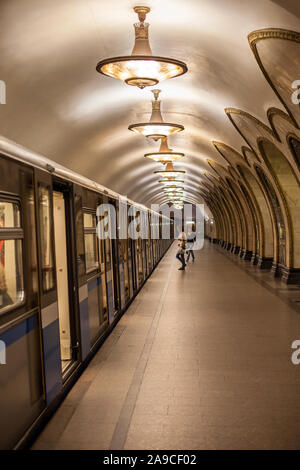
[1,0,300,285]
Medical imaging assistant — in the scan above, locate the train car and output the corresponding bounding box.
[0,136,173,450]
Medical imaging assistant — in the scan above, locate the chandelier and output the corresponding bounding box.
[166,193,184,199]
[159,178,184,187]
[128,89,184,141]
[96,7,187,89]
[154,162,185,178]
[163,185,184,192]
[170,200,184,205]
[144,137,184,163]
[164,186,183,190]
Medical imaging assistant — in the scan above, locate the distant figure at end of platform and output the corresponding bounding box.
[186,228,196,262]
[176,231,187,271]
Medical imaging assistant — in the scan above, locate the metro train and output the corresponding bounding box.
[0,136,174,449]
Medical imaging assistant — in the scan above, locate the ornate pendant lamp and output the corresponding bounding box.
[171,198,184,206]
[165,192,184,199]
[96,7,187,89]
[170,199,184,205]
[144,137,184,163]
[129,89,184,141]
[154,162,185,178]
[159,178,184,187]
[164,188,184,194]
[163,185,184,192]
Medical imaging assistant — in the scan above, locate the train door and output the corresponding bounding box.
[136,237,144,286]
[116,202,126,309]
[83,205,108,345]
[147,212,153,272]
[97,221,109,331]
[133,239,139,291]
[122,239,130,304]
[52,185,78,375]
[126,205,134,297]
[110,201,120,314]
[128,238,135,293]
[141,211,148,278]
[127,242,133,297]
[103,199,120,320]
[128,208,137,292]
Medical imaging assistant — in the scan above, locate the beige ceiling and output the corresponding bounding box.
[1,0,300,206]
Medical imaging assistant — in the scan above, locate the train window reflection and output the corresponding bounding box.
[0,201,24,313]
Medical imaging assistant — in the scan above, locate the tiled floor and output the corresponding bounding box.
[32,242,300,450]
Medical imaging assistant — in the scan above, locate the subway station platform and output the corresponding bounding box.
[32,242,300,450]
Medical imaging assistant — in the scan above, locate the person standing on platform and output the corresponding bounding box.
[186,227,196,262]
[176,231,187,270]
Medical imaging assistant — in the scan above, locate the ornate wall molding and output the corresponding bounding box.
[248,28,300,128]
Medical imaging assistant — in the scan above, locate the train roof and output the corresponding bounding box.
[0,135,171,220]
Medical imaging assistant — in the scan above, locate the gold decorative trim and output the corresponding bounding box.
[286,132,300,173]
[225,108,277,161]
[267,107,297,142]
[241,146,259,165]
[248,28,300,129]
[212,140,249,167]
[248,28,300,46]
[225,108,273,136]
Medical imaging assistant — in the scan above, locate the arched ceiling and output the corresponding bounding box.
[0,0,300,207]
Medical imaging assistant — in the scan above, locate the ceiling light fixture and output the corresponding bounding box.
[128,89,184,141]
[170,198,184,203]
[163,185,184,192]
[164,189,184,195]
[96,7,187,89]
[154,162,185,178]
[159,178,184,187]
[144,137,184,163]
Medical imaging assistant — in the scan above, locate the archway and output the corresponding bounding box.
[288,136,300,171]
[239,183,260,260]
[258,139,300,281]
[237,165,274,268]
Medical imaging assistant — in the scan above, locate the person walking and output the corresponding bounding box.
[186,228,196,262]
[176,231,187,270]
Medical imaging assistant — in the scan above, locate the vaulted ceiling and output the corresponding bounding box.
[1,0,300,207]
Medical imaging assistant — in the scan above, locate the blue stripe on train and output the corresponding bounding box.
[42,318,62,405]
[0,315,37,347]
[87,276,101,292]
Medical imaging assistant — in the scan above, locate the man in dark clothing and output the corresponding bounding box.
[176,232,187,270]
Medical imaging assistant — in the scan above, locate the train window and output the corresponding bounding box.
[38,186,55,292]
[84,212,99,273]
[84,212,95,228]
[0,201,21,227]
[0,201,24,313]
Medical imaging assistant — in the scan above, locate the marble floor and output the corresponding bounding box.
[32,242,300,450]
